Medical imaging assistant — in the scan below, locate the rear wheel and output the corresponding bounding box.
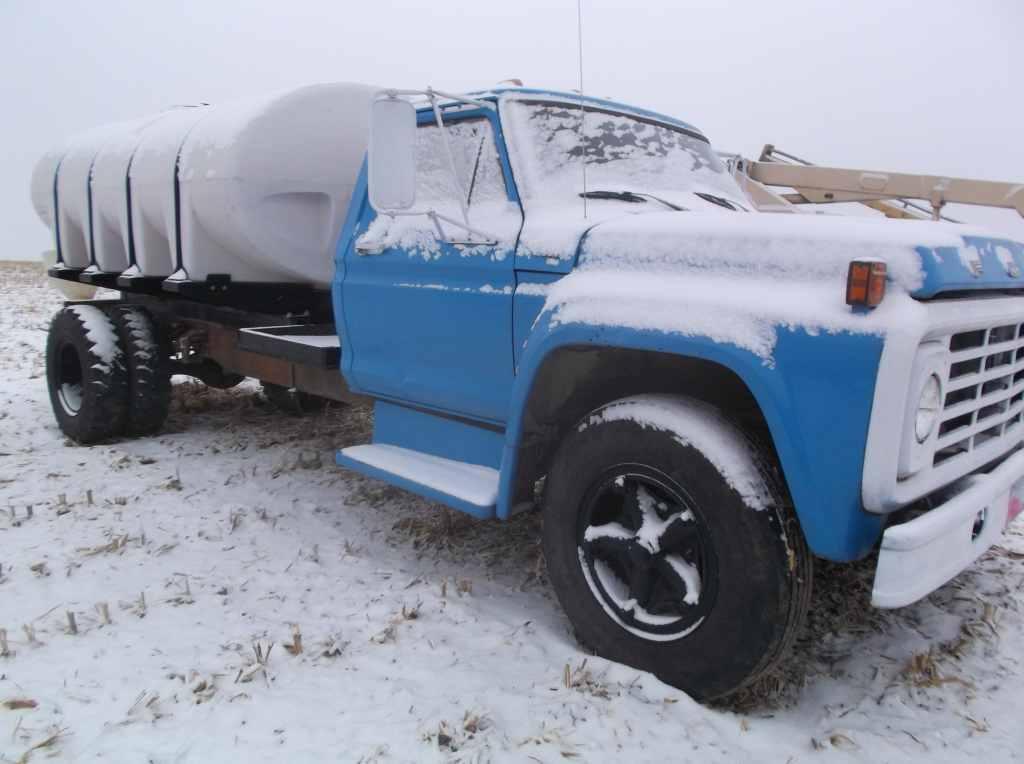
[112,306,172,436]
[45,305,128,444]
[261,382,329,415]
[542,394,811,701]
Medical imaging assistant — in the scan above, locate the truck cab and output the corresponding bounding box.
[335,86,1024,697]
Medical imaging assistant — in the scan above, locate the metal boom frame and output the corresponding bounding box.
[730,145,1024,222]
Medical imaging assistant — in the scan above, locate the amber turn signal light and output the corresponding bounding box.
[846,260,887,308]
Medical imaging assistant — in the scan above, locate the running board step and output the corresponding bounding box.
[336,444,499,519]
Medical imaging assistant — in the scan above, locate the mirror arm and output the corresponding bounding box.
[388,208,496,244]
[426,88,474,233]
[356,210,497,252]
[379,88,495,112]
[427,210,497,245]
[427,211,447,240]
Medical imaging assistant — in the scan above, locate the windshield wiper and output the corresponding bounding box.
[579,190,687,211]
[694,192,743,211]
[579,190,646,204]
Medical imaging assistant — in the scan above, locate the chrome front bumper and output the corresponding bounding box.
[872,447,1024,608]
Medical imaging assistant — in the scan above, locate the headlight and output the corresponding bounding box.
[915,373,942,443]
[898,343,948,480]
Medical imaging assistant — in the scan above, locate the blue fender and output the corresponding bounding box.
[497,312,887,562]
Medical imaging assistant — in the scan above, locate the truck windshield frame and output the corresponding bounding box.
[516,98,713,146]
[500,96,746,208]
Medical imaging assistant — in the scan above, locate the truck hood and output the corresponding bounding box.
[572,211,1024,299]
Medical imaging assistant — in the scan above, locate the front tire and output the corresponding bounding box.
[45,305,128,444]
[542,394,811,701]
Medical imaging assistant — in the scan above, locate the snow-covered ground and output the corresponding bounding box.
[1,261,1022,763]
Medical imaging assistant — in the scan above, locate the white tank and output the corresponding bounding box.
[91,110,187,274]
[127,106,209,279]
[31,82,377,288]
[175,82,376,286]
[29,148,62,231]
[31,120,139,269]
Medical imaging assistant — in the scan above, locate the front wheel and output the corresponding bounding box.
[542,394,811,701]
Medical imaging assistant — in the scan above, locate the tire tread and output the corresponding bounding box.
[112,306,172,437]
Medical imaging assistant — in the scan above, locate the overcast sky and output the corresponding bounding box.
[1,0,1020,260]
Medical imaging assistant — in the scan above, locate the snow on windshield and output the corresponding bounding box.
[501,98,744,206]
[413,117,507,211]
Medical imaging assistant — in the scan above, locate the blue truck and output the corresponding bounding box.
[35,83,1024,700]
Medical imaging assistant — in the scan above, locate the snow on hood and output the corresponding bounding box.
[534,212,1024,364]
[575,211,1024,296]
[581,211,948,291]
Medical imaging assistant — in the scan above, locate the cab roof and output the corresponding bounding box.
[434,85,709,142]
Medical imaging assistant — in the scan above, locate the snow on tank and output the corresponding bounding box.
[31,119,144,269]
[174,82,377,287]
[32,82,378,287]
[91,110,187,275]
[127,106,209,280]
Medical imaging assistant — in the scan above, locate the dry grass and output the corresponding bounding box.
[283,625,303,656]
[2,698,38,710]
[563,659,613,700]
[77,532,132,556]
[235,640,274,685]
[118,591,147,619]
[389,506,546,590]
[165,574,195,606]
[320,634,348,658]
[722,555,903,711]
[14,725,68,764]
[901,648,975,690]
[165,379,372,450]
[423,710,494,755]
[721,543,1018,712]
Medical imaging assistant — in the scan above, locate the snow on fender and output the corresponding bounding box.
[578,394,773,511]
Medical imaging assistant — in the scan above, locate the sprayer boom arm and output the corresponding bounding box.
[731,145,1024,221]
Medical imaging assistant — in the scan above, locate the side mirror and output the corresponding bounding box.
[368,95,418,212]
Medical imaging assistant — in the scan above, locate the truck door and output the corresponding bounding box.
[341,109,523,424]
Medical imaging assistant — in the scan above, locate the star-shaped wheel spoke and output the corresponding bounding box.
[620,481,646,530]
[581,479,704,619]
[658,516,700,556]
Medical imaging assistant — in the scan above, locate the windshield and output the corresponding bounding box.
[501,98,746,208]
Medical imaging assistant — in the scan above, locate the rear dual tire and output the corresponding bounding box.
[46,306,128,444]
[112,306,172,436]
[46,305,171,443]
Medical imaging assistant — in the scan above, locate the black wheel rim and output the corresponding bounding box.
[56,341,84,416]
[576,465,717,641]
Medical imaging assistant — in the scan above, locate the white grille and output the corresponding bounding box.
[931,322,1024,470]
[864,296,1024,513]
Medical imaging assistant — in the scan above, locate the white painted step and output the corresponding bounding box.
[337,444,500,516]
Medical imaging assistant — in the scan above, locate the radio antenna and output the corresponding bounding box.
[577,0,588,219]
